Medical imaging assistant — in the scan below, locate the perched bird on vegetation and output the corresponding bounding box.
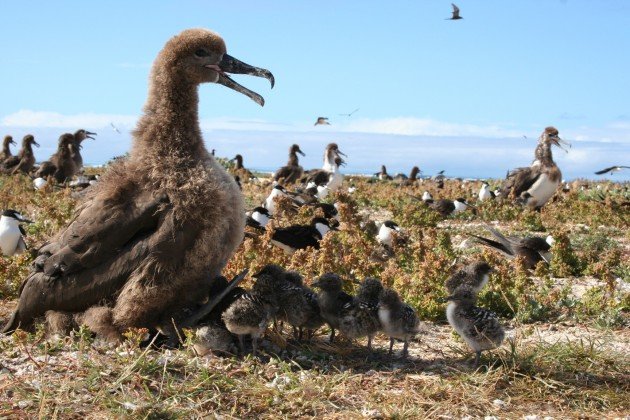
[428,198,472,217]
[339,277,383,350]
[270,217,337,254]
[0,209,32,256]
[2,28,274,336]
[264,184,289,215]
[445,261,493,294]
[273,144,306,184]
[470,226,552,269]
[502,127,569,209]
[375,165,393,181]
[447,3,463,20]
[432,170,446,181]
[35,133,78,183]
[230,154,255,183]
[71,129,97,172]
[222,273,278,355]
[312,273,354,343]
[314,117,330,126]
[325,156,345,192]
[445,286,505,366]
[478,182,496,201]
[246,206,272,230]
[398,166,421,185]
[303,144,346,186]
[594,165,629,175]
[378,288,421,357]
[0,135,16,162]
[1,134,39,174]
[377,220,402,248]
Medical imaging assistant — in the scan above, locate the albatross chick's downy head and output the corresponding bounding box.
[153,28,274,106]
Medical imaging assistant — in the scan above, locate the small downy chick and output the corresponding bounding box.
[312,273,354,343]
[193,323,238,356]
[378,288,421,358]
[445,286,505,366]
[444,261,493,294]
[222,274,279,356]
[339,277,383,350]
[278,271,324,340]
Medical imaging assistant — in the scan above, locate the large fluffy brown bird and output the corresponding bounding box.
[1,134,39,174]
[0,135,16,162]
[2,29,274,338]
[36,133,80,183]
[501,127,569,209]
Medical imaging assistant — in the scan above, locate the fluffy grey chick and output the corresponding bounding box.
[378,288,421,358]
[339,277,383,350]
[222,274,278,356]
[445,261,494,294]
[193,323,238,356]
[312,273,354,343]
[279,271,324,340]
[445,286,505,366]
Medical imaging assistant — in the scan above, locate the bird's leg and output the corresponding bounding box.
[238,335,245,355]
[402,340,409,359]
[292,326,298,340]
[252,336,258,356]
[474,351,481,367]
[329,328,336,343]
[367,336,372,350]
[389,337,395,355]
[298,327,304,341]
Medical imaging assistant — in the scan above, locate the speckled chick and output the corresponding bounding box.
[445,261,493,294]
[446,286,505,366]
[312,273,354,343]
[193,323,238,356]
[278,270,325,340]
[339,277,383,350]
[378,288,421,357]
[222,273,278,355]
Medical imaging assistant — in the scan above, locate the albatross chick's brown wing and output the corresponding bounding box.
[2,29,273,337]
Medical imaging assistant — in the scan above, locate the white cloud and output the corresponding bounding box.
[335,117,522,138]
[199,117,296,132]
[0,110,137,130]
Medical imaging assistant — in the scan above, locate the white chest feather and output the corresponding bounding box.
[527,173,559,205]
[0,218,22,256]
[378,307,391,329]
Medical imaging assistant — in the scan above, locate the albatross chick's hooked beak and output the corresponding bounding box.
[552,136,571,153]
[86,131,97,140]
[206,54,274,106]
[297,148,306,156]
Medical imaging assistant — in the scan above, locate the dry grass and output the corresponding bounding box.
[1,171,629,418]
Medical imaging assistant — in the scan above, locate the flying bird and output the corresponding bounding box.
[110,123,121,134]
[594,165,629,175]
[339,108,359,117]
[447,3,463,20]
[314,117,331,126]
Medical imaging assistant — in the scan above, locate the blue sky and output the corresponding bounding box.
[1,1,628,180]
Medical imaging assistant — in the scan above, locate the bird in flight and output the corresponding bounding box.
[339,108,360,117]
[110,123,121,134]
[447,3,463,20]
[314,117,331,126]
[594,165,629,175]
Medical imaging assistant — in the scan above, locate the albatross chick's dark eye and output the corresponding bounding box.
[195,49,209,58]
